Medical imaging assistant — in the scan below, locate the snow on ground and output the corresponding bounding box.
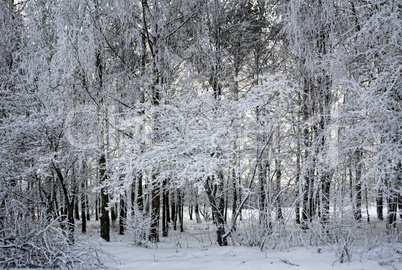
[77,218,402,270]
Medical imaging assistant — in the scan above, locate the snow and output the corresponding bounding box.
[75,218,402,270]
[96,242,386,270]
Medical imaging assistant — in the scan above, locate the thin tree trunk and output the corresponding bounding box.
[74,198,80,220]
[194,193,202,223]
[205,177,227,246]
[119,193,126,235]
[177,189,184,232]
[53,164,74,244]
[171,191,177,230]
[189,203,193,220]
[95,194,99,221]
[301,80,312,230]
[81,187,86,233]
[67,198,75,244]
[354,149,362,222]
[149,177,160,243]
[86,193,90,221]
[388,195,398,228]
[365,187,370,223]
[111,205,117,226]
[276,157,283,221]
[232,169,237,230]
[377,188,384,220]
[259,159,267,225]
[162,180,168,237]
[99,154,110,242]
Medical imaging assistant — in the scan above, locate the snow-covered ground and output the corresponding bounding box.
[76,218,402,270]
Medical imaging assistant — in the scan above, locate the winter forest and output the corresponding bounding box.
[0,0,401,269]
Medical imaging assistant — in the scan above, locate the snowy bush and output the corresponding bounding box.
[124,208,152,247]
[232,211,267,247]
[0,199,106,269]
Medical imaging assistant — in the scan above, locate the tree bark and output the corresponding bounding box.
[354,149,362,222]
[205,177,227,246]
[119,193,126,235]
[376,189,384,220]
[99,154,110,242]
[149,177,160,243]
[81,182,86,233]
[162,180,168,237]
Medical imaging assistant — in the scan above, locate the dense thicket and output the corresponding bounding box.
[0,0,400,266]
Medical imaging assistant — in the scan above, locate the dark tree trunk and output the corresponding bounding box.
[398,194,402,220]
[162,180,168,237]
[166,188,170,224]
[189,203,193,221]
[171,191,177,230]
[376,189,384,220]
[232,169,237,222]
[99,154,110,242]
[177,189,184,232]
[259,160,267,225]
[81,192,86,233]
[53,164,74,244]
[354,149,362,222]
[119,193,126,235]
[388,162,401,228]
[195,194,202,224]
[74,198,80,220]
[301,174,310,230]
[388,195,398,228]
[86,195,90,221]
[95,195,99,221]
[67,198,75,244]
[295,100,302,225]
[205,177,227,246]
[365,188,370,223]
[276,158,283,221]
[321,171,331,225]
[137,173,144,211]
[149,178,160,243]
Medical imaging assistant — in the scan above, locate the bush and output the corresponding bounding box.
[0,199,106,269]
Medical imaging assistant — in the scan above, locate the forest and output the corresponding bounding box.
[0,0,401,269]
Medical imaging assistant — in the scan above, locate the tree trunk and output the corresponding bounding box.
[53,164,74,244]
[259,159,267,225]
[276,157,283,221]
[195,193,202,224]
[74,198,80,220]
[149,178,160,243]
[354,149,362,222]
[189,203,193,221]
[376,189,384,220]
[95,195,99,221]
[301,80,313,230]
[119,193,126,235]
[81,189,86,233]
[86,195,90,221]
[99,154,110,242]
[388,195,398,228]
[232,170,237,218]
[171,191,177,230]
[67,198,75,244]
[205,177,227,246]
[111,205,117,227]
[162,180,168,237]
[177,189,184,232]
